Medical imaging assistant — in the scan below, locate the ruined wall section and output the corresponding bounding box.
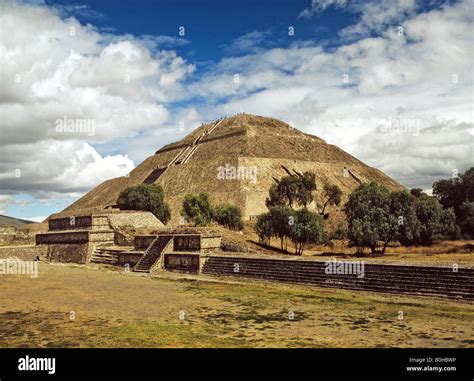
[44,243,90,263]
[108,211,164,229]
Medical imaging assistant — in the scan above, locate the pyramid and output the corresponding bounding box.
[52,114,404,225]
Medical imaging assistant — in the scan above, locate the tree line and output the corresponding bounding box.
[255,167,473,255]
[116,184,244,230]
[115,166,473,256]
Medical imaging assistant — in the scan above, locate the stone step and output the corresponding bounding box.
[204,262,473,283]
[204,269,474,294]
[205,263,472,281]
[203,269,473,299]
[96,247,136,251]
[201,258,474,299]
[133,268,150,273]
[206,256,471,270]
[90,257,117,264]
[133,236,172,273]
[89,245,122,265]
[203,258,473,279]
[202,262,474,284]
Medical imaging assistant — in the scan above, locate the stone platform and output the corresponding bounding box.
[35,211,163,263]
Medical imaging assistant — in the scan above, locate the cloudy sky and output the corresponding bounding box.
[0,0,473,221]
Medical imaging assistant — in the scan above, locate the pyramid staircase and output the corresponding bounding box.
[181,119,223,164]
[205,118,224,135]
[90,245,138,265]
[143,119,224,184]
[202,256,474,300]
[133,235,172,272]
[143,167,167,184]
[143,118,225,184]
[172,145,192,165]
[176,118,224,165]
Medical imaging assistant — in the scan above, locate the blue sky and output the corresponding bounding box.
[1,0,472,221]
[48,0,355,60]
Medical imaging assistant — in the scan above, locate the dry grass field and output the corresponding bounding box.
[0,262,473,348]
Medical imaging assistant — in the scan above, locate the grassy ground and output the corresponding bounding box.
[0,263,472,348]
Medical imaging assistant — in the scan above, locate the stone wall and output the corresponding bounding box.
[108,211,164,229]
[91,215,109,229]
[114,230,134,246]
[200,236,221,252]
[44,243,90,263]
[36,231,89,244]
[0,246,39,260]
[173,235,201,252]
[201,255,474,299]
[135,234,221,253]
[49,216,92,230]
[0,226,17,244]
[116,252,143,267]
[164,253,200,274]
[0,226,17,234]
[88,231,114,242]
[0,234,16,244]
[134,235,156,250]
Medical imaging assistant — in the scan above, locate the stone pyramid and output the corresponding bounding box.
[53,114,404,224]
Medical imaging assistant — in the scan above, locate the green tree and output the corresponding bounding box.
[439,207,458,240]
[433,177,464,209]
[410,188,424,198]
[117,184,171,224]
[289,208,324,255]
[345,184,458,251]
[319,184,343,215]
[214,204,244,230]
[433,167,474,237]
[255,213,273,246]
[344,182,398,254]
[463,167,474,201]
[266,172,316,208]
[458,202,474,235]
[415,195,456,244]
[390,191,420,246]
[267,206,295,250]
[256,171,324,254]
[181,193,214,226]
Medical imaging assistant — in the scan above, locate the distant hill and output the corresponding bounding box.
[0,215,35,228]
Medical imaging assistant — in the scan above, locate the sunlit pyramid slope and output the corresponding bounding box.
[53,114,404,224]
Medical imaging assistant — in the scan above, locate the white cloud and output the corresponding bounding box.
[189,0,473,189]
[339,0,418,39]
[0,195,33,216]
[0,1,193,203]
[0,1,195,145]
[299,0,348,19]
[0,141,134,196]
[222,30,272,54]
[0,196,13,215]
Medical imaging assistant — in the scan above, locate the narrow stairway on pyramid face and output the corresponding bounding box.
[143,167,167,184]
[141,119,225,186]
[167,118,225,167]
[181,118,224,164]
[167,146,189,166]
